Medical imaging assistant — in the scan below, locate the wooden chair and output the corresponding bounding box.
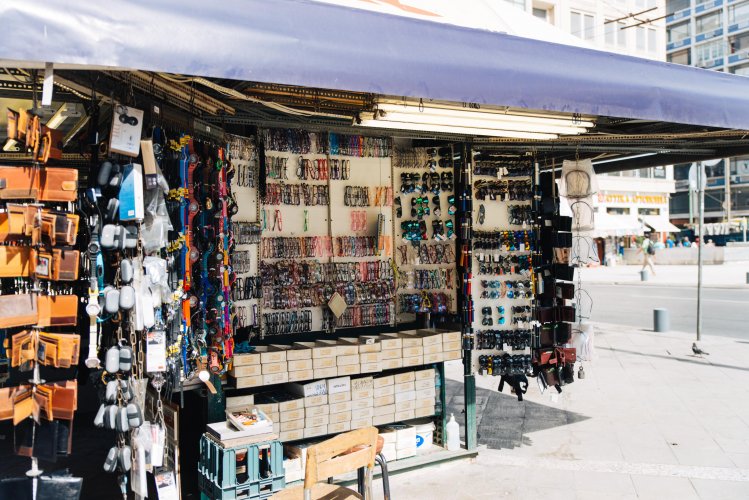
[272,427,379,500]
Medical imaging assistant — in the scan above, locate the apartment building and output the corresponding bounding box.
[665,0,749,224]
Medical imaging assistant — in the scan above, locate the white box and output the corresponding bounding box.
[334,342,359,356]
[414,379,434,390]
[287,359,313,371]
[276,396,304,412]
[234,375,263,389]
[423,344,442,355]
[255,346,287,364]
[374,404,396,417]
[414,398,435,409]
[403,356,424,368]
[416,387,436,399]
[271,345,312,361]
[314,367,338,379]
[287,380,327,397]
[255,401,278,414]
[358,342,381,354]
[352,388,373,400]
[442,341,461,352]
[394,409,415,421]
[279,408,305,422]
[351,407,374,420]
[396,447,416,460]
[337,365,361,376]
[263,372,289,385]
[359,352,381,363]
[373,385,394,398]
[280,418,305,431]
[329,401,352,414]
[313,357,337,369]
[394,381,415,392]
[415,368,435,381]
[229,364,261,377]
[380,349,402,360]
[402,346,423,357]
[395,391,415,403]
[414,406,434,418]
[443,351,462,361]
[379,428,397,444]
[360,362,381,374]
[351,398,373,410]
[280,429,304,442]
[305,405,330,417]
[380,359,403,370]
[304,425,328,438]
[395,426,416,448]
[233,352,261,366]
[327,377,351,395]
[226,394,255,408]
[441,331,461,343]
[288,369,314,382]
[262,362,287,375]
[378,335,403,349]
[351,376,374,392]
[373,375,394,388]
[350,417,373,429]
[293,342,335,359]
[393,372,415,384]
[423,353,443,364]
[374,395,395,406]
[328,421,351,434]
[329,411,351,424]
[416,330,443,346]
[396,400,414,411]
[397,331,422,347]
[328,391,351,404]
[305,414,330,427]
[381,443,397,462]
[304,394,328,408]
[373,414,394,426]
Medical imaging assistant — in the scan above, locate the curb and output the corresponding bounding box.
[583,281,749,289]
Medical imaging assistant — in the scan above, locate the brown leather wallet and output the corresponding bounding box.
[0,386,12,421]
[9,331,80,369]
[38,128,64,164]
[0,246,32,277]
[6,109,19,141]
[37,294,78,327]
[0,294,38,329]
[0,165,41,200]
[39,167,78,202]
[33,249,80,281]
[50,380,77,420]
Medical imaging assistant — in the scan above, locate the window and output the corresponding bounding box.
[605,19,616,45]
[668,21,690,43]
[670,192,689,213]
[673,163,691,181]
[729,32,749,54]
[636,26,646,50]
[571,11,595,40]
[696,12,722,34]
[695,39,724,66]
[730,63,749,76]
[648,28,658,52]
[729,1,749,25]
[667,48,691,65]
[618,22,627,47]
[533,8,548,21]
[504,0,525,8]
[653,166,667,179]
[607,207,631,215]
[705,160,725,179]
[666,0,690,15]
[638,208,661,216]
[638,168,653,179]
[731,156,749,176]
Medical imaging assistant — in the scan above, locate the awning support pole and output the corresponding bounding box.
[697,162,704,342]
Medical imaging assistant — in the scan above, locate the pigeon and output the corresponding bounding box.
[692,343,709,356]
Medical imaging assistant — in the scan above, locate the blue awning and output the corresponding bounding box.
[2,0,749,129]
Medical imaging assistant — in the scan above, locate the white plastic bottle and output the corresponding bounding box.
[446,413,460,451]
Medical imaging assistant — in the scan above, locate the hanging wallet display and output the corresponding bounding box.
[38,128,64,164]
[0,386,13,421]
[39,167,78,202]
[50,380,77,420]
[0,294,38,329]
[37,294,78,327]
[9,331,81,369]
[0,165,41,200]
[0,246,32,277]
[33,249,80,281]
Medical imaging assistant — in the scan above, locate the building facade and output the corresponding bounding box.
[665,0,749,224]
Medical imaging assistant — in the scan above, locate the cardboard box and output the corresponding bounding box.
[423,344,442,355]
[234,375,263,389]
[414,406,434,418]
[414,398,435,409]
[352,388,373,400]
[396,330,422,348]
[416,387,436,399]
[379,349,402,361]
[423,353,443,364]
[396,399,414,411]
[443,350,462,361]
[373,414,394,426]
[280,429,304,442]
[414,378,434,390]
[273,394,305,412]
[267,412,280,424]
[359,352,381,363]
[328,421,351,434]
[337,354,360,366]
[229,364,261,378]
[261,362,287,375]
[287,359,313,371]
[395,391,416,403]
[442,341,461,352]
[327,377,351,395]
[280,418,305,431]
[381,443,397,462]
[288,369,314,382]
[304,425,328,438]
[263,372,289,385]
[293,342,335,359]
[232,352,261,366]
[226,394,255,408]
[378,335,402,350]
[373,375,394,388]
[313,340,345,358]
[329,411,351,424]
[351,407,374,420]
[305,414,330,427]
[373,385,394,398]
[378,428,396,444]
[337,365,361,376]
[254,402,278,415]
[274,420,281,434]
[350,417,373,429]
[441,330,461,343]
[360,362,381,373]
[402,355,424,368]
[394,409,415,421]
[287,380,327,398]
[329,401,352,414]
[394,381,415,392]
[373,394,395,406]
[374,404,396,417]
[380,359,403,370]
[393,372,415,384]
[270,345,312,361]
[351,376,373,392]
[313,357,336,369]
[279,408,305,422]
[416,330,443,346]
[351,398,373,410]
[305,404,330,417]
[254,345,287,364]
[415,368,435,381]
[304,394,328,408]
[314,367,338,379]
[334,342,359,356]
[402,346,424,358]
[358,342,381,354]
[328,391,351,404]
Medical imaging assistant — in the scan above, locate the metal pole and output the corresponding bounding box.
[725,157,732,222]
[697,163,704,342]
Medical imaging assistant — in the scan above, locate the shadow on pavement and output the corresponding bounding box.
[445,379,589,450]
[599,345,749,372]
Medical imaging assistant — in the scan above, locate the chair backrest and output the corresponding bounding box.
[303,427,378,490]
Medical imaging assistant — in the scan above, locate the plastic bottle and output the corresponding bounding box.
[446,413,460,451]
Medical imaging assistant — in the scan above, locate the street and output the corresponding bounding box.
[585,283,749,338]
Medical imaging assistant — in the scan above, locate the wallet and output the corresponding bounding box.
[0,386,13,421]
[38,128,64,164]
[1,205,79,247]
[0,246,32,277]
[33,249,80,281]
[37,294,78,327]
[39,167,78,202]
[0,294,38,329]
[0,165,41,200]
[6,109,20,141]
[9,331,81,370]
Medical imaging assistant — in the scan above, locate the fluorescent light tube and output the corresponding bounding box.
[357,118,558,140]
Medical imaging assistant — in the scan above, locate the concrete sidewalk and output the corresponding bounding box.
[578,263,749,288]
[374,323,749,499]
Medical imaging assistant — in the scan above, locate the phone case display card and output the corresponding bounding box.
[259,128,394,335]
[471,153,534,386]
[393,147,457,323]
[109,104,144,157]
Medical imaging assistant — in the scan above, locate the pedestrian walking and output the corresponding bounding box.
[637,233,656,275]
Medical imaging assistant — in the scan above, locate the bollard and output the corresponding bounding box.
[654,308,669,332]
[746,272,749,285]
[640,269,649,281]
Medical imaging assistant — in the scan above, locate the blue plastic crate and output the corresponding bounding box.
[199,477,284,500]
[198,435,285,490]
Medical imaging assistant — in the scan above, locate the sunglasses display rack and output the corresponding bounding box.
[469,153,536,385]
[259,128,394,335]
[392,147,457,322]
[0,137,81,482]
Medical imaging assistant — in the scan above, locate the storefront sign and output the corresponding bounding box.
[598,193,667,204]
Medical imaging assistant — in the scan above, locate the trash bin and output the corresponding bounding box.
[654,308,669,332]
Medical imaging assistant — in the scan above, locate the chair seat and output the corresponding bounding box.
[271,483,363,500]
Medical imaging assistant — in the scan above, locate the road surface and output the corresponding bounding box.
[583,284,749,338]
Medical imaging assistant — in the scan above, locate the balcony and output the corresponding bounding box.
[695,0,724,14]
[695,27,724,42]
[667,37,692,51]
[666,7,691,24]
